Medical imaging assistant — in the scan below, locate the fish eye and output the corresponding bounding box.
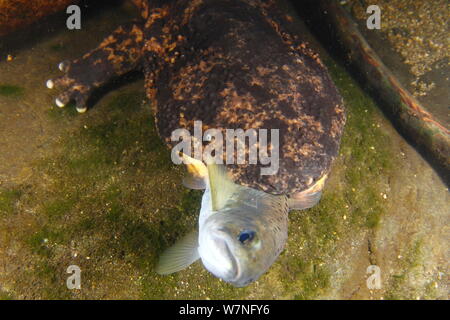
[238,230,256,244]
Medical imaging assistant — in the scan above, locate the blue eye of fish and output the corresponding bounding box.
[238,230,255,244]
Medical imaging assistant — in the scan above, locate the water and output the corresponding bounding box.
[0,0,448,299]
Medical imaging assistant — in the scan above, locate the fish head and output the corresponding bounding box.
[155,161,289,287]
[198,199,288,287]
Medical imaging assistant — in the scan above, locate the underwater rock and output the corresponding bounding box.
[304,0,449,177]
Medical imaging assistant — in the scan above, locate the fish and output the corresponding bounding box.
[156,154,317,287]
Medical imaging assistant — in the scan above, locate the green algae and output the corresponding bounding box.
[0,290,13,300]
[0,189,21,217]
[327,59,394,230]
[49,43,66,52]
[0,84,24,98]
[46,103,79,121]
[384,240,426,300]
[43,197,78,220]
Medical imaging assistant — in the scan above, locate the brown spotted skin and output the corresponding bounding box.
[49,0,346,196]
[50,21,144,108]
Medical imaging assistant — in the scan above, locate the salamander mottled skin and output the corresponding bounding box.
[48,0,346,196]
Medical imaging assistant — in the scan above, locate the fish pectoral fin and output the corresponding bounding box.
[288,190,322,210]
[289,174,327,210]
[155,230,200,275]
